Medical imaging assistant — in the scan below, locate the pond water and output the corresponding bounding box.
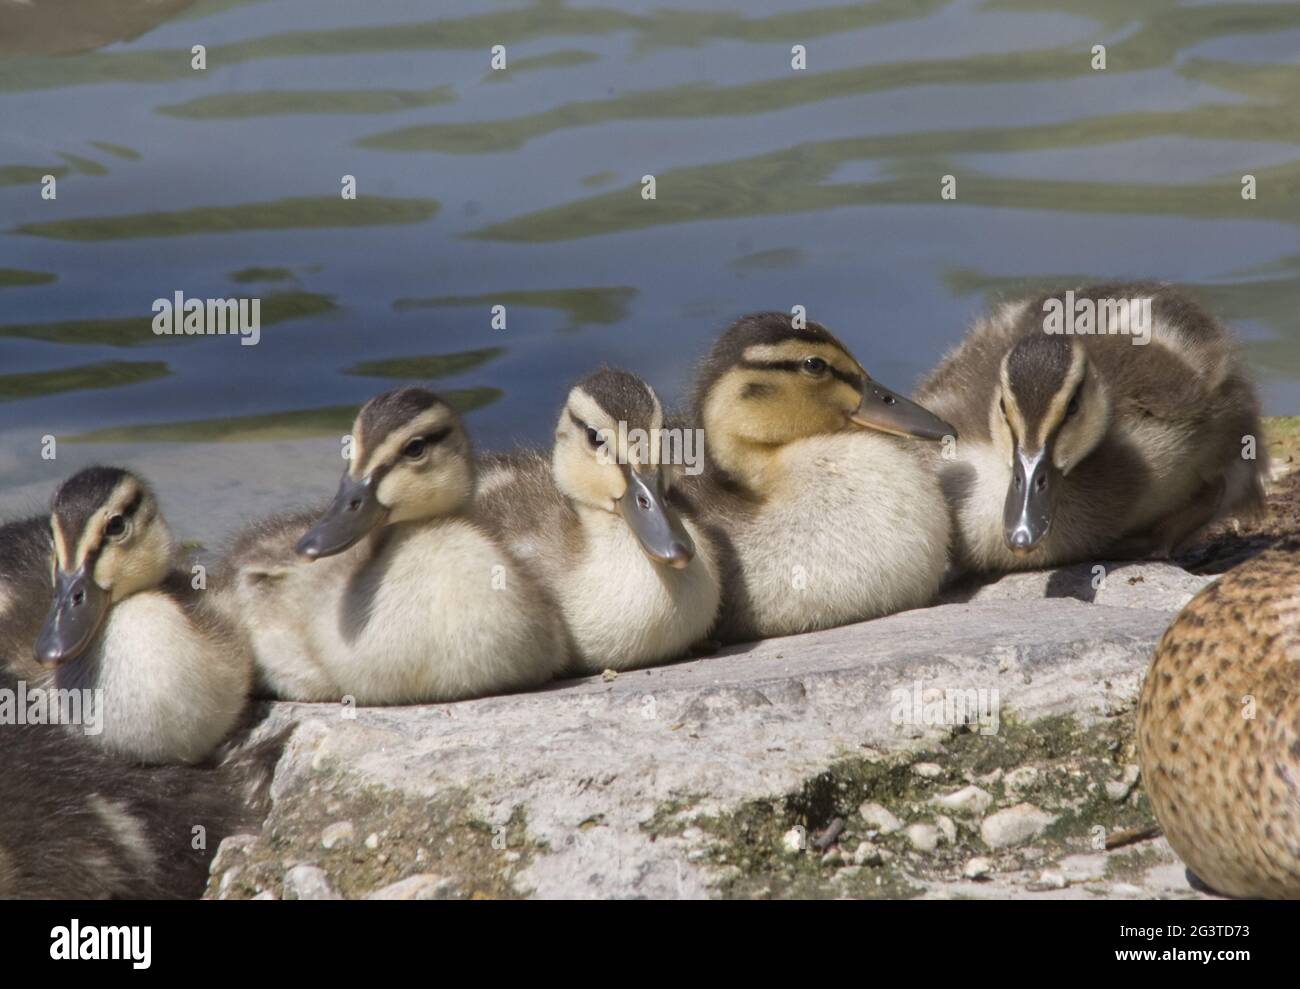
[2,0,1299,482]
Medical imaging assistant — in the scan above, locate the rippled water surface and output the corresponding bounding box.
[2,0,1299,482]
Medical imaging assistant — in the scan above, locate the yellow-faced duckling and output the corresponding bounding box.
[681,312,953,642]
[476,368,721,672]
[1137,540,1300,898]
[915,282,1266,573]
[17,467,251,765]
[217,387,568,704]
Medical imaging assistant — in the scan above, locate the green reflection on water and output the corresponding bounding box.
[0,361,169,402]
[65,387,502,443]
[16,196,438,241]
[157,86,454,119]
[483,49,600,84]
[229,266,295,284]
[470,132,1300,242]
[87,141,142,160]
[344,346,506,379]
[731,248,805,271]
[0,269,57,288]
[0,164,67,187]
[394,287,635,330]
[0,0,943,92]
[0,291,336,346]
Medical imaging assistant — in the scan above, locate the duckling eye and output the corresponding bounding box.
[1065,396,1080,418]
[586,427,603,449]
[401,438,427,460]
[104,515,127,539]
[803,356,828,375]
[999,398,1007,419]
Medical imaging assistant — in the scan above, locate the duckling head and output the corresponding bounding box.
[692,312,953,490]
[35,466,175,667]
[553,367,695,569]
[297,387,473,560]
[993,334,1111,553]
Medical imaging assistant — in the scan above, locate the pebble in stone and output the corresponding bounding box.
[980,803,1057,849]
[781,827,806,855]
[858,802,902,835]
[321,821,355,850]
[936,815,957,845]
[911,762,944,779]
[853,841,883,867]
[283,864,341,901]
[932,785,993,816]
[963,857,993,880]
[904,823,941,853]
[364,832,381,850]
[366,874,455,900]
[1003,766,1039,797]
[820,849,843,867]
[1104,764,1141,803]
[1027,870,1068,891]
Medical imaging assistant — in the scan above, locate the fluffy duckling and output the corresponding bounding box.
[218,387,568,704]
[915,282,1266,573]
[681,312,953,642]
[476,368,721,673]
[0,516,55,679]
[18,467,251,765]
[1137,540,1300,898]
[0,676,282,899]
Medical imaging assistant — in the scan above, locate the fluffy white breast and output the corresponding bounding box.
[729,431,949,638]
[560,513,720,673]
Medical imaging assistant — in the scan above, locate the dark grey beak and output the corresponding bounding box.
[296,472,388,560]
[35,568,110,667]
[850,377,955,442]
[1004,446,1055,553]
[619,466,695,569]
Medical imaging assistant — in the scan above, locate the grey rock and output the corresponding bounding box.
[321,821,355,849]
[366,875,455,900]
[981,804,1058,849]
[858,802,903,835]
[283,864,341,901]
[203,581,1187,900]
[932,785,993,816]
[905,823,941,853]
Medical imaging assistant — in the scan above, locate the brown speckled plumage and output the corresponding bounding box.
[1137,539,1300,898]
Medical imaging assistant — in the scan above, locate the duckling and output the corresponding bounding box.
[0,516,55,680]
[217,387,568,704]
[24,466,251,765]
[680,312,953,643]
[0,666,283,898]
[1137,540,1300,898]
[914,282,1266,574]
[475,368,721,673]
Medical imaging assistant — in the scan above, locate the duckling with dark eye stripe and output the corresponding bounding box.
[476,368,721,672]
[680,312,954,642]
[914,282,1266,573]
[216,387,568,703]
[2,467,252,765]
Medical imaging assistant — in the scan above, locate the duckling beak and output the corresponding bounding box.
[1004,446,1055,553]
[35,568,110,667]
[619,466,695,569]
[296,472,388,560]
[849,378,954,441]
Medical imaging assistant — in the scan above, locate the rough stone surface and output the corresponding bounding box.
[200,561,1225,900]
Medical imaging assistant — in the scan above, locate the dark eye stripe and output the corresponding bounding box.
[737,359,861,388]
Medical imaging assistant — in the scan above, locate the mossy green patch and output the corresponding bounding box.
[483,49,599,83]
[648,714,1157,899]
